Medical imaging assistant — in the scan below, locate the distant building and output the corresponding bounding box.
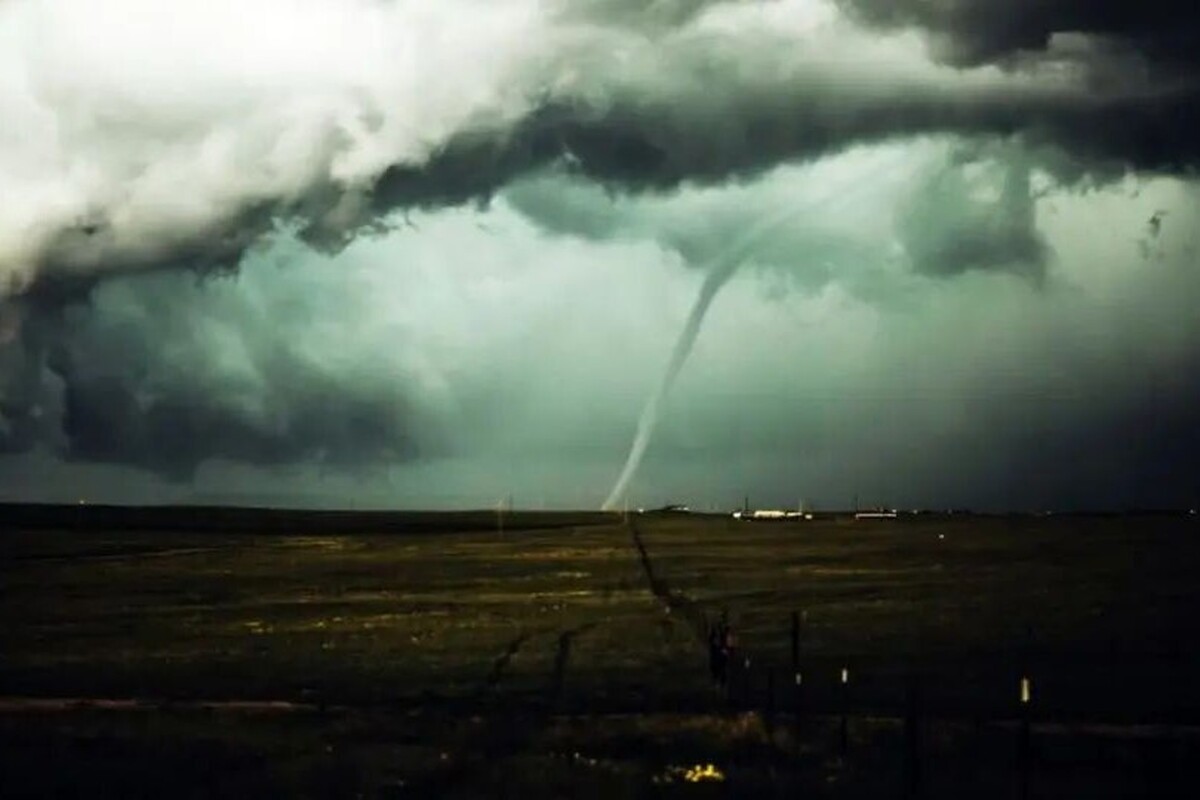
[733,508,814,521]
[855,510,898,520]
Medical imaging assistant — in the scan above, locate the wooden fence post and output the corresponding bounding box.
[742,655,752,711]
[766,668,776,734]
[1018,674,1032,800]
[791,610,804,739]
[839,666,850,757]
[794,672,804,735]
[791,611,800,673]
[904,675,922,799]
[1017,624,1034,800]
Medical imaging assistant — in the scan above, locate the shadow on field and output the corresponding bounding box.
[552,623,597,708]
[477,631,532,698]
[401,620,606,797]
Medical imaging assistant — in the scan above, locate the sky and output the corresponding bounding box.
[1,0,1199,511]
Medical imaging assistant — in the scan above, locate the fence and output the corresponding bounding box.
[695,607,1200,799]
[626,516,1194,797]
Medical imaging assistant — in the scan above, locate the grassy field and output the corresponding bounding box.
[2,510,1199,797]
[637,513,1200,721]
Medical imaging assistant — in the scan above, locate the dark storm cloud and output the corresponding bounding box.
[369,73,1199,218]
[0,298,66,454]
[54,370,420,480]
[6,271,445,480]
[504,141,1049,282]
[835,0,1200,70]
[925,346,1200,511]
[1017,383,1200,510]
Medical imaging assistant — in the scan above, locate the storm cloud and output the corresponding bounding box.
[1,1,1199,507]
[4,0,1200,301]
[6,259,452,478]
[836,0,1200,70]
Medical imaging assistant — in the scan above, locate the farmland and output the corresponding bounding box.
[2,508,1199,797]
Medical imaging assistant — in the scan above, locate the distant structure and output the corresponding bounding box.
[733,499,814,521]
[854,509,898,520]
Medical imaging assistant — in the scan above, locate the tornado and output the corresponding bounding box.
[601,254,741,511]
[600,200,803,512]
[601,150,910,511]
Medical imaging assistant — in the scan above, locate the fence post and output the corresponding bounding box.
[791,611,800,673]
[724,652,735,707]
[790,610,804,740]
[903,675,922,799]
[793,668,805,742]
[766,668,776,735]
[839,666,850,757]
[742,655,752,711]
[1018,674,1032,800]
[1017,624,1034,800]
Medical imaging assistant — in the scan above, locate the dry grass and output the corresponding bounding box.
[3,512,1200,797]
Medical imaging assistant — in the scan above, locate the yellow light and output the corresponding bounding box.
[683,764,725,783]
[657,763,726,784]
[1020,676,1031,704]
[841,667,849,684]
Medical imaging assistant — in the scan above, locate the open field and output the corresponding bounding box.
[2,509,1199,797]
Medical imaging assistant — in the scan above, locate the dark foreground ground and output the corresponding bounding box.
[2,508,1199,797]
